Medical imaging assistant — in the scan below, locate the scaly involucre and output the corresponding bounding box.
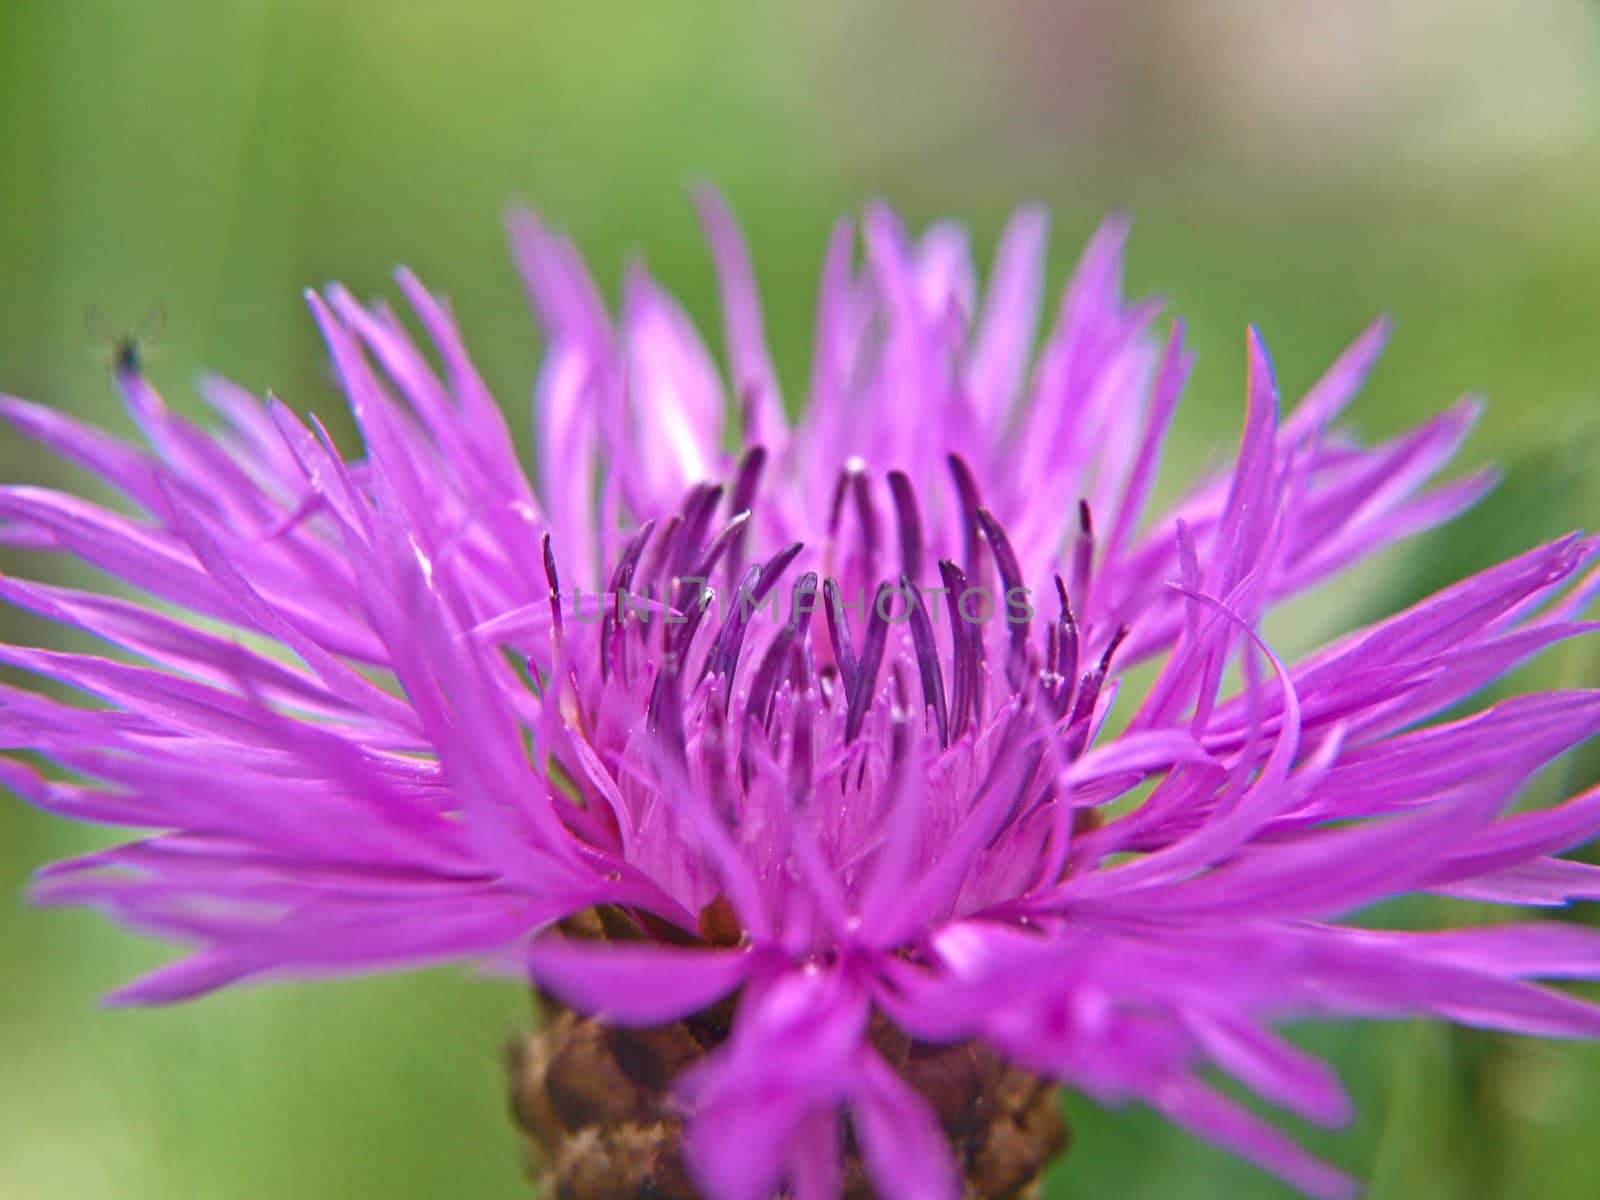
[3,192,1598,1199]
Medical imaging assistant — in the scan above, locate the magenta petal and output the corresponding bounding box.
[522,938,762,1025]
[853,1051,961,1200]
[1152,1078,1357,1200]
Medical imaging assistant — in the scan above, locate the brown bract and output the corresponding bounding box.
[508,907,1068,1199]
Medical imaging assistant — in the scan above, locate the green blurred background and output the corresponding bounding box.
[2,2,1599,1196]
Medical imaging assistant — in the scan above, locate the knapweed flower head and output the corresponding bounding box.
[3,191,1599,1200]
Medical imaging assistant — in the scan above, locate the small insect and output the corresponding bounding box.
[85,303,165,379]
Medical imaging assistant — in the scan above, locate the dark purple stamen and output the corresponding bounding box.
[745,573,821,735]
[600,519,655,679]
[726,445,767,588]
[1063,623,1129,757]
[700,543,798,696]
[609,590,628,680]
[786,571,820,693]
[742,579,819,784]
[670,581,715,661]
[1053,574,1080,717]
[789,699,812,802]
[946,453,990,592]
[887,470,923,582]
[703,562,764,687]
[746,624,795,735]
[688,511,751,591]
[541,532,562,633]
[1072,498,1095,611]
[646,596,695,756]
[672,484,724,578]
[640,514,683,625]
[646,585,714,736]
[826,465,851,536]
[939,559,985,741]
[903,576,949,747]
[976,507,1029,692]
[791,572,821,640]
[652,666,689,766]
[616,520,657,585]
[845,581,893,743]
[729,445,767,513]
[851,468,880,579]
[635,581,657,643]
[823,577,858,695]
[752,542,804,606]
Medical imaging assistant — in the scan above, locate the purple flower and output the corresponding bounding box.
[3,190,1599,1199]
